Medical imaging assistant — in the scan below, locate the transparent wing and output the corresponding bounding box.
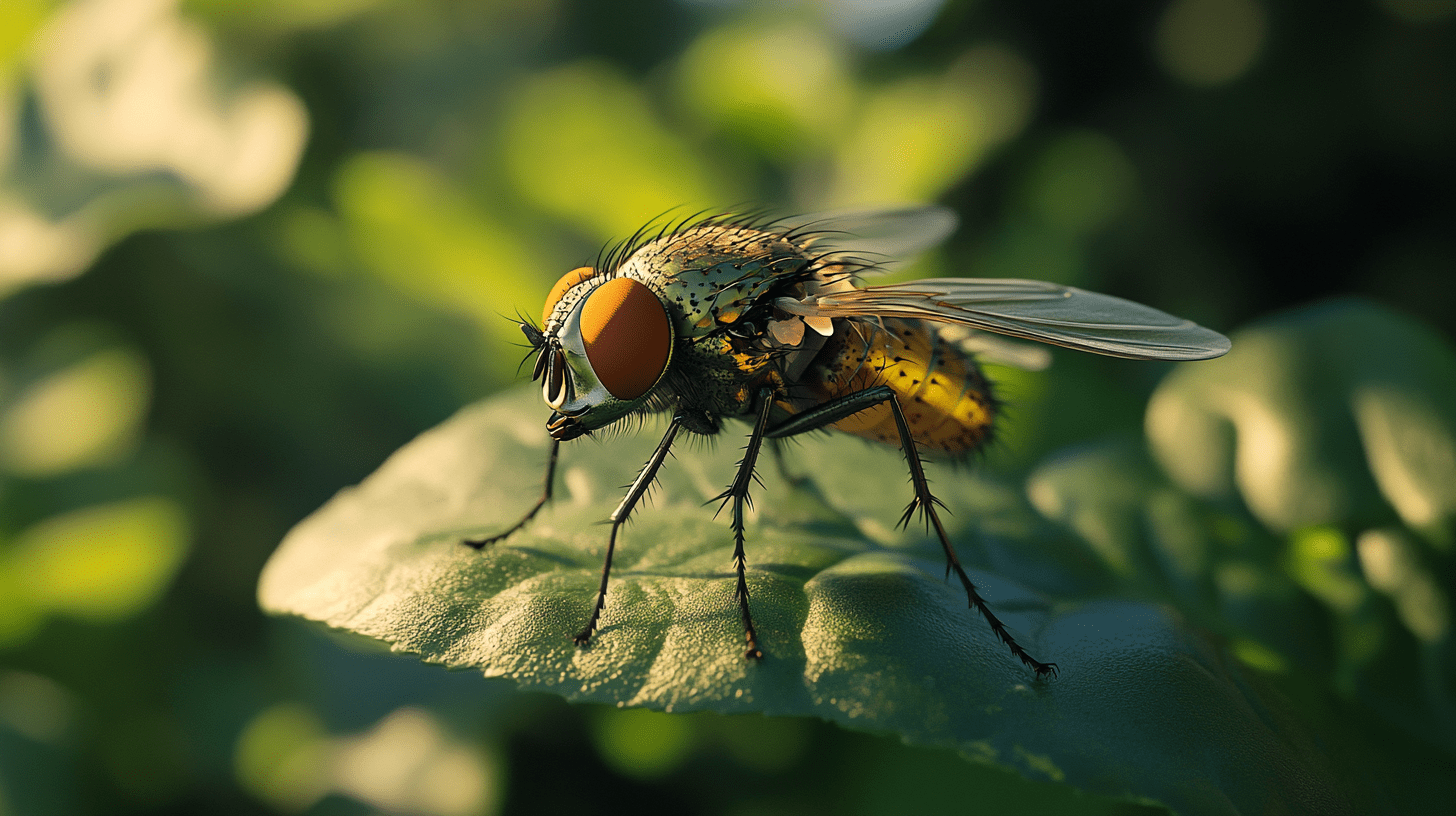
[776,277,1232,361]
[779,205,957,272]
[935,324,1054,371]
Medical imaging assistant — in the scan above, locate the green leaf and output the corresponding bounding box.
[262,394,1353,814]
[261,298,1456,815]
[1147,297,1456,540]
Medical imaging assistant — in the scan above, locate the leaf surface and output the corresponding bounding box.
[262,299,1456,815]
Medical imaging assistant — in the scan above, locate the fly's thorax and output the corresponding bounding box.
[616,225,813,339]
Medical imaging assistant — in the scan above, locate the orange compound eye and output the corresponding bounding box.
[580,277,672,400]
[542,266,597,325]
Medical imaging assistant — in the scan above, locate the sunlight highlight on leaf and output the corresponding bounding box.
[8,497,190,622]
[1231,638,1287,673]
[234,703,332,813]
[333,708,497,816]
[235,704,500,816]
[0,347,150,477]
[33,0,309,214]
[2,0,307,296]
[1357,528,1450,643]
[1287,526,1366,613]
[1352,384,1456,535]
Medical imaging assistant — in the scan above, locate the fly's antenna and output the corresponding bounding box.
[502,309,546,378]
[512,306,540,331]
[497,309,545,348]
[515,347,540,378]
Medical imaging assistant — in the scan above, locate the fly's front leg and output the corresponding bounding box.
[463,438,560,549]
[710,388,776,660]
[767,386,1057,679]
[575,417,684,647]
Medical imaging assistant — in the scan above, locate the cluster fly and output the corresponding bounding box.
[465,206,1230,678]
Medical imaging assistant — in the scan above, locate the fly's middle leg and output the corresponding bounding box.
[767,385,1057,679]
[463,437,560,549]
[710,388,776,660]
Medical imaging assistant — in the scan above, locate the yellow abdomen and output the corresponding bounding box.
[779,318,996,456]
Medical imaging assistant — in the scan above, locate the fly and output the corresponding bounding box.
[464,206,1231,678]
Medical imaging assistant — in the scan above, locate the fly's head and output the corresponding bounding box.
[527,267,675,441]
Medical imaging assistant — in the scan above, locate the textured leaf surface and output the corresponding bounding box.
[261,300,1456,815]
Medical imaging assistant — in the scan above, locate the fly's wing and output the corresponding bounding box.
[935,324,1055,371]
[779,205,957,272]
[776,277,1232,361]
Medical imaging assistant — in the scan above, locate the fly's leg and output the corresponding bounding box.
[710,389,775,660]
[575,417,683,647]
[882,393,1058,679]
[463,438,560,549]
[767,386,1057,679]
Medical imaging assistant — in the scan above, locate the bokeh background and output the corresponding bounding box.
[1,0,1453,813]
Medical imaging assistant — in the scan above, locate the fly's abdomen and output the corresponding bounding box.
[783,318,997,456]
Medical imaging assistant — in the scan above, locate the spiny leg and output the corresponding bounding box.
[464,438,560,549]
[883,395,1058,679]
[575,418,684,647]
[710,389,775,660]
[767,385,1056,679]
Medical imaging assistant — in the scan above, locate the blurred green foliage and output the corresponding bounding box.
[2,0,1454,814]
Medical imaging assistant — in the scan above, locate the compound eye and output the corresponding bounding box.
[542,267,597,325]
[580,277,672,400]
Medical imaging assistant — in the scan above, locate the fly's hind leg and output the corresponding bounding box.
[882,394,1058,679]
[710,389,776,660]
[464,438,560,549]
[766,386,1057,679]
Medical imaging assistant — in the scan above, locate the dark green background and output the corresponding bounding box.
[1,1,1453,814]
